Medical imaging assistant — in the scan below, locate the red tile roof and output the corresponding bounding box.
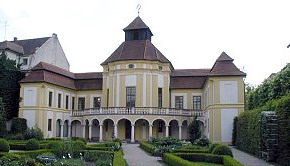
[101,40,172,66]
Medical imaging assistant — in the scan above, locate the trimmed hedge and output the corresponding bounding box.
[10,118,27,134]
[236,94,290,165]
[140,141,156,154]
[26,138,40,150]
[0,139,9,152]
[212,145,233,157]
[173,149,208,153]
[113,151,128,166]
[13,149,52,158]
[163,153,244,166]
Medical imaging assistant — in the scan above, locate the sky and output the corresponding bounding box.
[0,0,289,86]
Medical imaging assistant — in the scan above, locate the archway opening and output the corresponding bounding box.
[63,120,69,137]
[117,119,132,140]
[91,119,100,141]
[182,120,188,140]
[135,119,149,141]
[169,120,179,139]
[71,120,82,138]
[56,119,62,137]
[152,119,166,139]
[103,119,114,141]
[85,119,89,140]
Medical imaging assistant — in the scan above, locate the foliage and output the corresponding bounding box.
[0,52,25,119]
[36,152,57,164]
[86,142,121,151]
[246,64,290,110]
[49,140,85,158]
[45,137,62,141]
[188,116,201,144]
[212,145,233,157]
[6,133,24,140]
[173,149,208,153]
[140,141,156,154]
[0,139,10,152]
[26,138,40,150]
[194,135,211,146]
[145,137,182,156]
[10,117,27,134]
[13,149,52,158]
[208,144,221,153]
[113,138,122,146]
[149,137,182,147]
[24,127,44,140]
[70,137,86,145]
[113,151,128,166]
[232,117,238,146]
[0,115,7,137]
[51,159,85,166]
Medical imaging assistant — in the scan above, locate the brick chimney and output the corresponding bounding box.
[14,37,17,41]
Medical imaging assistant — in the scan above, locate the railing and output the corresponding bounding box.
[71,107,203,117]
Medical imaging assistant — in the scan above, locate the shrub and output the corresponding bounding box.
[50,140,85,158]
[113,151,127,166]
[10,118,27,134]
[84,150,113,162]
[14,149,52,158]
[163,153,197,166]
[113,138,122,146]
[26,138,40,150]
[208,143,220,153]
[0,115,7,137]
[46,137,62,141]
[140,141,156,154]
[6,133,24,140]
[0,139,10,152]
[24,127,44,140]
[71,137,86,145]
[52,159,85,166]
[232,117,238,146]
[188,116,201,144]
[194,135,210,146]
[173,149,208,153]
[212,145,233,157]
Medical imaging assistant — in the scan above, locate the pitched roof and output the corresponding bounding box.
[123,16,150,30]
[170,76,207,89]
[20,62,102,90]
[209,52,246,76]
[101,40,172,65]
[13,37,50,55]
[0,41,24,54]
[171,69,210,77]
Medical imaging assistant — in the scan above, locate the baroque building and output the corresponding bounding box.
[18,17,246,144]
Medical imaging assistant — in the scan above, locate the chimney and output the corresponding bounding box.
[52,33,57,38]
[14,37,17,41]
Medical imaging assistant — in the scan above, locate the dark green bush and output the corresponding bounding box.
[84,150,113,162]
[51,159,85,166]
[46,137,62,141]
[50,140,85,158]
[13,149,52,158]
[212,145,233,157]
[208,143,220,153]
[232,117,238,146]
[163,153,194,166]
[71,137,86,145]
[24,127,44,140]
[140,141,156,154]
[10,118,27,134]
[113,138,122,146]
[26,138,40,150]
[173,149,208,153]
[194,135,210,146]
[113,151,127,166]
[6,133,24,140]
[0,115,7,137]
[0,139,10,152]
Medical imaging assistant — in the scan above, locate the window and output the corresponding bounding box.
[158,88,162,108]
[193,96,201,110]
[93,97,101,108]
[48,91,53,107]
[22,58,28,65]
[58,94,62,108]
[175,96,183,109]
[72,97,75,110]
[159,66,163,70]
[126,87,136,107]
[128,64,134,68]
[133,31,139,40]
[65,95,69,109]
[78,97,85,110]
[48,119,52,131]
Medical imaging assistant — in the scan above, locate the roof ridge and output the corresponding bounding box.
[11,37,50,42]
[118,42,125,61]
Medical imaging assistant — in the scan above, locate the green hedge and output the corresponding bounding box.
[139,141,156,155]
[163,153,244,166]
[113,151,128,166]
[10,118,27,134]
[172,149,208,153]
[237,94,290,165]
[12,149,52,158]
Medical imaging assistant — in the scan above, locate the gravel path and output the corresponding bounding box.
[231,147,279,166]
[123,143,166,166]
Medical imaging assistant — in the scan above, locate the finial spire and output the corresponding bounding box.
[137,4,141,16]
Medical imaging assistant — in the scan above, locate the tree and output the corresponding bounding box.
[188,115,201,144]
[0,51,25,119]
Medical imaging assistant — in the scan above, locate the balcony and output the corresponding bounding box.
[71,107,203,117]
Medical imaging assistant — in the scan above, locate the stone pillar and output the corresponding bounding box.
[149,124,153,140]
[114,124,118,139]
[68,125,71,138]
[178,125,182,140]
[82,125,86,139]
[131,125,135,143]
[165,125,169,137]
[88,125,92,141]
[99,124,103,142]
[60,124,64,138]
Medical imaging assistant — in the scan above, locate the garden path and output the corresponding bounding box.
[231,147,279,166]
[122,143,166,166]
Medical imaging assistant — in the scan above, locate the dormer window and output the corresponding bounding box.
[128,64,135,68]
[22,58,28,65]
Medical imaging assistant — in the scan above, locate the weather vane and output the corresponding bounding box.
[137,4,141,16]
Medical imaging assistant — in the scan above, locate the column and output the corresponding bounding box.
[131,125,135,143]
[178,125,182,140]
[60,124,64,138]
[82,125,86,139]
[88,125,92,141]
[165,125,169,137]
[68,125,71,138]
[99,124,103,142]
[114,124,118,139]
[149,124,153,140]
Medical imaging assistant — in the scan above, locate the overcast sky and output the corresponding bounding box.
[1,0,289,86]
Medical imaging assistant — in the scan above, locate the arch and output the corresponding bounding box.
[102,119,115,141]
[181,120,189,140]
[71,120,82,138]
[152,119,166,139]
[169,119,179,139]
[101,118,115,126]
[152,118,167,126]
[169,119,180,126]
[134,119,150,141]
[63,120,69,137]
[116,118,133,125]
[91,119,100,141]
[84,119,90,140]
[56,119,62,137]
[117,119,132,140]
